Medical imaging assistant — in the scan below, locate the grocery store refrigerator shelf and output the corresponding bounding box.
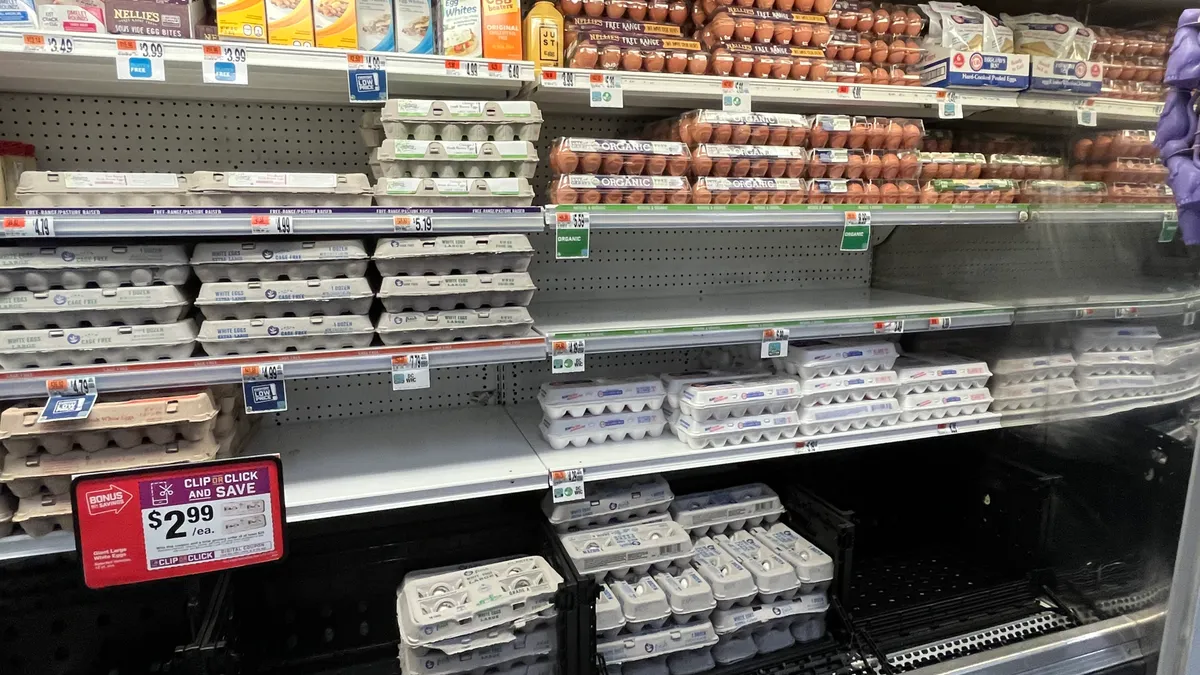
[1001,383,1200,428]
[548,204,1030,228]
[1027,205,1176,225]
[1009,94,1164,129]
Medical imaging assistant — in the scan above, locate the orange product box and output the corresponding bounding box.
[267,0,314,45]
[217,0,268,41]
[481,0,520,60]
[314,0,356,48]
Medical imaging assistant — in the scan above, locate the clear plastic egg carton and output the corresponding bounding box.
[892,352,992,394]
[0,390,219,458]
[375,307,534,345]
[195,278,374,320]
[398,626,556,675]
[896,388,993,422]
[990,379,1079,411]
[1155,335,1200,372]
[197,315,374,356]
[1154,371,1200,396]
[990,352,1078,385]
[373,235,534,276]
[378,273,536,312]
[380,100,543,142]
[670,411,801,450]
[710,593,830,664]
[0,286,189,330]
[798,370,899,406]
[611,575,673,632]
[597,622,718,666]
[712,531,800,603]
[1074,349,1156,376]
[677,377,801,422]
[689,537,758,609]
[372,140,540,179]
[184,172,373,207]
[1075,374,1157,402]
[539,376,666,419]
[374,177,535,207]
[597,584,628,638]
[0,245,190,293]
[669,484,784,536]
[1071,323,1162,352]
[798,398,901,435]
[539,409,668,450]
[654,566,717,625]
[190,240,370,283]
[559,519,693,579]
[15,171,188,208]
[0,491,13,538]
[749,524,833,594]
[775,339,899,378]
[543,475,673,533]
[13,490,72,537]
[661,371,766,409]
[0,319,197,370]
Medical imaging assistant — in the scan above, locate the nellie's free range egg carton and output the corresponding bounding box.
[15,171,189,208]
[398,626,556,675]
[542,474,673,533]
[13,490,72,538]
[669,484,784,536]
[198,315,374,356]
[559,519,693,579]
[1075,374,1156,402]
[185,172,374,207]
[660,371,767,410]
[798,398,901,435]
[749,524,833,593]
[598,622,718,666]
[1071,323,1162,352]
[990,352,1077,385]
[373,177,535,207]
[670,411,800,450]
[539,409,668,450]
[989,378,1079,411]
[655,567,717,624]
[380,100,543,142]
[798,370,899,406]
[0,286,189,330]
[376,307,534,345]
[597,584,627,638]
[712,531,799,603]
[1154,335,1200,372]
[677,377,802,422]
[195,278,375,320]
[892,352,992,394]
[539,376,666,419]
[371,140,540,179]
[190,240,370,283]
[1073,349,1156,376]
[896,388,993,422]
[774,340,899,378]
[373,235,533,276]
[689,536,757,609]
[0,245,190,293]
[379,273,536,312]
[0,319,197,370]
[610,575,672,632]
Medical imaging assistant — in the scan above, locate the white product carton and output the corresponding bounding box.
[1028,56,1103,95]
[896,388,993,422]
[611,575,672,631]
[196,278,375,320]
[542,475,673,532]
[0,319,197,369]
[36,0,106,33]
[373,177,534,207]
[596,584,627,638]
[654,567,717,624]
[660,371,765,410]
[13,490,72,537]
[597,622,718,665]
[438,0,482,57]
[918,46,1029,89]
[0,286,188,329]
[712,531,799,603]
[16,171,186,207]
[379,273,535,312]
[1075,374,1156,402]
[892,352,992,394]
[798,371,899,406]
[185,172,373,207]
[989,378,1078,411]
[989,352,1076,385]
[398,627,556,675]
[1072,323,1162,352]
[357,0,393,51]
[190,240,370,283]
[392,0,435,53]
[775,340,898,378]
[0,0,38,28]
[375,307,534,344]
[372,140,539,179]
[1155,335,1200,373]
[1154,371,1200,396]
[689,536,757,609]
[197,315,375,356]
[797,397,901,435]
[539,377,666,419]
[677,377,801,422]
[671,411,801,450]
[0,244,189,292]
[539,409,667,450]
[373,235,533,276]
[559,519,693,579]
[669,484,785,535]
[380,100,542,142]
[1074,349,1156,376]
[749,524,833,594]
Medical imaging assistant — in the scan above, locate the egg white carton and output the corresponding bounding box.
[0,491,14,538]
[896,388,994,423]
[1154,335,1200,372]
[1154,371,1200,396]
[597,622,718,666]
[374,177,535,207]
[677,378,801,422]
[1074,349,1156,376]
[775,340,899,379]
[539,409,667,450]
[0,286,189,330]
[670,411,800,450]
[559,519,693,579]
[990,352,1078,385]
[376,307,534,345]
[661,371,766,410]
[373,235,534,276]
[190,240,370,283]
[597,584,628,638]
[1075,374,1157,402]
[185,172,373,207]
[1072,324,1162,352]
[0,245,190,292]
[543,475,673,533]
[13,490,72,537]
[990,378,1079,411]
[15,171,188,208]
[892,352,993,394]
[710,594,829,639]
[798,371,899,406]
[195,278,375,320]
[798,398,901,435]
[689,537,758,609]
[380,100,543,142]
[669,484,784,536]
[197,315,374,356]
[654,567,717,624]
[372,140,539,179]
[749,524,833,594]
[611,575,673,632]
[0,319,197,370]
[398,626,556,675]
[379,273,536,312]
[539,376,666,419]
[712,532,800,603]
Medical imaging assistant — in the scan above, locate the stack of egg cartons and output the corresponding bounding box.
[891,352,994,422]
[1152,331,1200,395]
[987,349,1078,412]
[773,340,900,435]
[536,377,667,449]
[1070,324,1161,402]
[666,371,804,450]
[372,235,537,345]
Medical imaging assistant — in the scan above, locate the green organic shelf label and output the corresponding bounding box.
[841,211,871,252]
[555,212,590,260]
[1160,213,1179,243]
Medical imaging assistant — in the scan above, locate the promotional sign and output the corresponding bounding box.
[72,455,286,589]
[40,375,97,422]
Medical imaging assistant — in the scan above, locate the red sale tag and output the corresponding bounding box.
[71,456,286,589]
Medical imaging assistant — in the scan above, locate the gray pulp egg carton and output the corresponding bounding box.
[1154,335,1200,372]
[798,397,901,435]
[712,633,756,666]
[539,377,666,420]
[654,567,717,624]
[198,315,374,356]
[374,177,535,207]
[1075,374,1157,402]
[990,378,1079,411]
[660,371,766,410]
[190,240,370,283]
[15,171,189,208]
[0,319,198,369]
[404,605,559,656]
[0,285,189,330]
[374,235,534,276]
[712,531,800,603]
[798,371,900,407]
[710,594,829,658]
[539,409,668,450]
[196,278,375,320]
[0,245,190,293]
[376,307,533,345]
[749,524,833,594]
[665,647,716,675]
[611,575,672,632]
[362,110,384,147]
[597,584,627,638]
[1074,349,1156,376]
[597,622,718,666]
[897,388,994,422]
[559,519,693,580]
[542,474,673,533]
[990,352,1078,385]
[0,490,14,537]
[184,172,373,207]
[677,378,801,422]
[380,99,543,142]
[892,352,992,394]
[372,140,540,179]
[13,490,72,537]
[669,411,801,450]
[669,484,785,536]
[379,273,536,313]
[397,626,556,675]
[775,340,899,379]
[1071,323,1162,352]
[0,389,219,458]
[689,537,757,609]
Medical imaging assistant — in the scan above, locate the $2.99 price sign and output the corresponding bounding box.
[71,456,286,589]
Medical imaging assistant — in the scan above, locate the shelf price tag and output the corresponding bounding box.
[241,363,287,414]
[937,92,962,119]
[555,211,590,259]
[836,85,863,100]
[589,73,623,108]
[1159,212,1179,243]
[394,214,433,232]
[1074,308,1095,319]
[551,339,585,374]
[202,44,248,85]
[116,39,165,82]
[540,70,576,88]
[391,353,430,391]
[1076,100,1097,127]
[250,214,292,235]
[2,215,53,238]
[927,317,951,330]
[761,328,789,358]
[722,80,751,112]
[1116,307,1139,319]
[445,59,481,77]
[487,61,521,79]
[1184,311,1196,327]
[873,320,903,334]
[24,34,73,54]
[936,422,959,435]
[347,53,387,103]
[841,211,871,251]
[550,468,585,503]
[41,376,98,422]
[796,439,819,454]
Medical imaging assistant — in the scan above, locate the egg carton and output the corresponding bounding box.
[798,398,901,435]
[1154,335,1200,372]
[539,409,668,450]
[374,177,535,207]
[0,245,190,292]
[398,626,556,675]
[379,273,536,312]
[0,491,14,538]
[543,475,673,533]
[1154,371,1200,396]
[15,171,188,208]
[798,370,899,406]
[665,648,716,675]
[720,620,791,656]
[774,340,899,378]
[361,111,384,146]
[713,616,825,664]
[1071,323,1162,352]
[13,490,72,537]
[892,352,992,394]
[654,567,717,624]
[611,575,673,632]
[1074,349,1156,376]
[0,390,219,457]
[376,307,534,346]
[399,592,558,655]
[660,371,766,410]
[597,622,718,666]
[748,524,833,594]
[184,172,373,207]
[712,531,800,603]
[990,352,1078,385]
[677,377,801,422]
[896,388,994,423]
[371,140,540,179]
[195,278,375,320]
[0,285,189,330]
[1075,374,1157,402]
[712,634,757,666]
[670,411,800,450]
[668,484,784,536]
[990,378,1079,411]
[1,434,220,499]
[380,100,543,142]
[689,537,758,609]
[0,319,197,370]
[559,519,693,579]
[597,584,628,638]
[711,594,830,638]
[197,315,374,356]
[539,376,667,419]
[190,240,370,283]
[373,235,534,276]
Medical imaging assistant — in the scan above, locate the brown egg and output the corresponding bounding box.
[870,39,889,64]
[837,40,855,61]
[626,189,646,204]
[606,0,623,17]
[889,10,906,34]
[777,0,796,9]
[572,43,599,68]
[710,49,734,76]
[644,52,666,72]
[731,54,755,77]
[626,0,646,19]
[872,67,890,84]
[768,159,787,177]
[647,190,666,204]
[709,189,729,204]
[667,155,688,176]
[872,8,889,34]
[556,184,577,203]
[669,187,690,204]
[880,182,899,203]
[601,153,623,174]
[854,37,872,62]
[603,189,622,204]
[668,1,687,23]
[855,10,873,33]
[838,11,855,29]
[788,126,808,147]
[899,153,918,178]
[768,126,789,145]
[622,50,643,71]
[1093,136,1113,160]
[748,190,768,204]
[918,185,936,204]
[808,60,828,80]
[866,123,886,149]
[693,153,713,176]
[582,189,602,204]
[561,0,583,14]
[812,24,831,47]
[793,23,814,46]
[713,157,732,176]
[581,152,602,172]
[648,0,668,21]
[810,127,829,148]
[903,39,921,65]
[829,130,848,149]
[732,190,751,204]
[883,121,902,150]
[813,0,832,12]
[966,162,981,179]
[881,153,899,179]
[787,156,807,177]
[714,124,734,144]
[600,45,622,68]
[862,182,879,203]
[855,68,872,84]
[750,125,770,144]
[688,53,710,75]
[899,181,917,203]
[646,155,667,174]
[828,160,846,179]
[901,123,922,149]
[951,162,967,179]
[849,123,868,149]
[755,20,775,43]
[691,122,714,144]
[905,10,921,36]
[734,17,757,40]
[808,184,826,203]
[772,58,792,79]
[692,185,712,204]
[752,56,773,78]
[732,124,752,144]
[666,52,688,73]
[808,157,827,177]
[774,23,794,44]
[863,154,882,179]
[937,162,953,179]
[583,0,605,16]
[846,154,864,178]
[557,147,579,173]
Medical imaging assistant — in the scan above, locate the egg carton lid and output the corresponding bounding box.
[196,277,375,305]
[559,520,693,576]
[710,594,829,635]
[1075,373,1156,390]
[813,115,853,132]
[1,434,220,482]
[1155,370,1198,386]
[376,140,539,162]
[375,177,533,198]
[539,376,665,406]
[669,483,785,529]
[798,397,900,422]
[191,240,369,265]
[0,319,198,353]
[398,626,556,675]
[14,490,71,523]
[798,370,898,395]
[672,412,800,441]
[1072,323,1162,342]
[990,352,1077,374]
[691,536,757,602]
[696,144,806,159]
[680,377,800,408]
[379,273,535,298]
[374,234,533,260]
[749,524,833,585]
[558,138,689,156]
[598,622,718,665]
[695,177,806,192]
[712,531,798,595]
[1074,349,1155,366]
[892,352,991,381]
[376,307,533,333]
[784,339,898,367]
[685,111,809,127]
[541,409,667,437]
[596,584,627,633]
[610,575,672,623]
[0,390,218,444]
[16,171,188,194]
[896,388,993,410]
[0,245,189,270]
[198,315,374,341]
[986,154,1064,166]
[654,566,716,615]
[542,474,673,527]
[992,378,1079,399]
[661,371,764,407]
[0,285,188,314]
[186,172,372,194]
[381,99,542,122]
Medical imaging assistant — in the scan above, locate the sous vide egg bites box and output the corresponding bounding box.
[15,171,188,207]
[564,31,709,74]
[692,177,808,205]
[918,178,1018,204]
[557,0,690,26]
[549,175,692,205]
[549,138,691,177]
[645,111,812,148]
[197,315,375,355]
[374,307,534,344]
[370,140,539,180]
[190,240,370,283]
[195,278,375,319]
[0,244,190,293]
[0,286,189,329]
[372,235,533,276]
[380,99,543,143]
[373,177,535,207]
[692,145,809,179]
[184,171,373,207]
[0,319,199,369]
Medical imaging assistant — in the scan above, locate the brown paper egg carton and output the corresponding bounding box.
[13,490,72,538]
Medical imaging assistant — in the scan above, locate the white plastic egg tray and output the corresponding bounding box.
[670,411,800,450]
[690,537,758,609]
[379,273,536,312]
[375,307,534,345]
[380,100,543,142]
[374,177,535,207]
[398,626,556,675]
[669,484,784,536]
[798,398,901,435]
[0,245,190,293]
[892,352,992,394]
[611,575,673,632]
[1074,349,1156,376]
[373,235,534,276]
[798,371,899,406]
[661,371,765,410]
[597,584,627,638]
[185,172,373,207]
[197,315,375,356]
[712,531,800,603]
[655,567,718,625]
[540,409,668,450]
[749,524,833,594]
[0,286,189,330]
[559,519,693,579]
[990,378,1079,411]
[15,171,188,208]
[775,340,899,378]
[990,352,1078,385]
[0,491,14,538]
[539,376,666,419]
[372,140,539,179]
[896,388,994,422]
[677,378,802,422]
[597,622,718,666]
[195,278,375,320]
[1154,335,1200,372]
[0,319,197,370]
[190,240,370,283]
[13,491,72,538]
[543,475,673,532]
[1154,371,1200,395]
[1071,324,1162,352]
[1075,374,1156,402]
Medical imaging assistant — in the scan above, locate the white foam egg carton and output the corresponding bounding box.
[1154,335,1200,372]
[798,371,899,406]
[670,411,800,450]
[597,584,628,638]
[710,593,829,637]
[374,177,535,207]
[559,519,693,579]
[597,622,718,666]
[15,171,188,207]
[775,340,898,378]
[195,278,374,320]
[0,286,189,329]
[379,273,536,312]
[1075,374,1157,402]
[373,235,534,276]
[892,352,992,394]
[197,315,374,356]
[654,567,717,624]
[381,100,543,142]
[798,398,901,435]
[0,245,190,292]
[896,388,993,422]
[0,490,14,538]
[539,376,666,419]
[1071,323,1162,352]
[184,172,373,207]
[712,531,800,603]
[677,378,801,422]
[611,575,673,632]
[401,600,558,655]
[398,626,555,675]
[669,484,784,536]
[1074,349,1156,376]
[372,140,539,179]
[990,352,1078,385]
[0,319,197,370]
[13,490,72,537]
[539,409,668,450]
[1154,371,1200,395]
[543,475,673,533]
[749,524,833,594]
[190,240,370,283]
[376,307,534,345]
[990,378,1079,411]
[689,537,758,609]
[661,371,766,410]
